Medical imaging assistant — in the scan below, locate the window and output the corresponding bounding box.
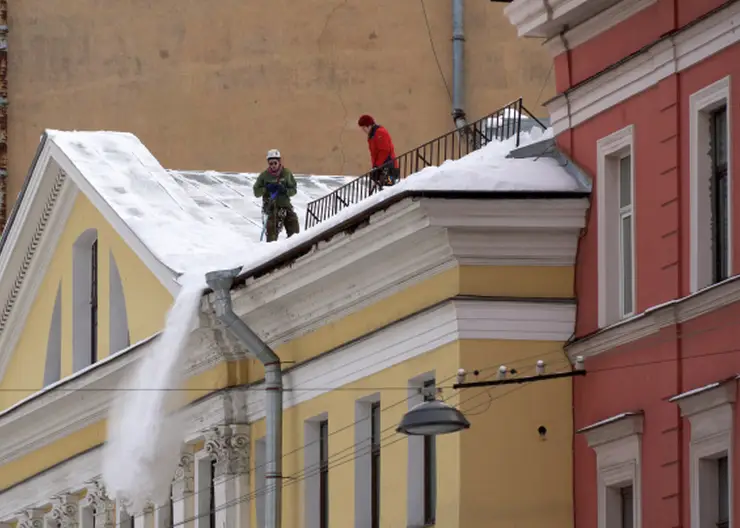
[354,395,381,528]
[43,283,63,387]
[618,154,634,317]
[209,458,216,528]
[671,379,733,528]
[690,76,732,293]
[305,413,330,528]
[619,485,634,528]
[578,411,643,528]
[407,375,437,527]
[194,450,214,528]
[319,420,329,528]
[255,437,267,528]
[422,380,437,526]
[711,106,729,284]
[109,251,131,353]
[597,125,636,327]
[371,402,381,528]
[90,238,98,364]
[72,229,99,371]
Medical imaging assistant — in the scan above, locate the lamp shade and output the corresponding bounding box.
[396,399,471,436]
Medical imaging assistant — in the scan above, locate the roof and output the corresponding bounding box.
[45,130,353,276]
[1,125,590,299]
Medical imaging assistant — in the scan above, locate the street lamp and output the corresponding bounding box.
[396,399,471,436]
[396,358,586,437]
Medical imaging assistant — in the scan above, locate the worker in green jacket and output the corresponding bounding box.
[253,149,300,242]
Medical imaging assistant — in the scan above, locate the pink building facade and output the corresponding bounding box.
[505,1,740,527]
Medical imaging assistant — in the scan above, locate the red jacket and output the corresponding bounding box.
[367,125,398,169]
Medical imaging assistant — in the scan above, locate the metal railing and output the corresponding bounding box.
[304,98,546,230]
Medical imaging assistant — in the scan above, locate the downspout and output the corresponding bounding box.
[451,0,467,129]
[206,268,283,528]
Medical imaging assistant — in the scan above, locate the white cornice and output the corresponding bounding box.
[544,0,657,56]
[226,197,589,348]
[0,388,243,518]
[0,297,574,472]
[566,275,740,362]
[241,298,576,424]
[578,411,644,448]
[670,377,737,418]
[0,158,76,383]
[505,0,622,39]
[546,0,740,134]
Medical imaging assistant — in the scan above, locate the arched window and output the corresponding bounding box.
[109,250,131,352]
[43,282,63,386]
[72,229,98,372]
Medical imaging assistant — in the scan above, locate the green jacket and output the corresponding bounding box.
[253,167,298,209]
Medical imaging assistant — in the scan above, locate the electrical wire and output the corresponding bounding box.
[419,0,453,102]
[104,350,553,525]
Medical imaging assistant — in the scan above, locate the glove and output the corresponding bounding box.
[266,182,281,194]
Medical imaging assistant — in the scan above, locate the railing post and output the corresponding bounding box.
[515,98,523,148]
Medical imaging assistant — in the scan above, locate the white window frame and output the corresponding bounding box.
[671,380,735,528]
[407,372,437,528]
[690,75,732,293]
[354,393,381,528]
[255,436,267,528]
[72,228,99,372]
[194,449,214,528]
[597,125,636,327]
[579,412,643,528]
[305,412,329,528]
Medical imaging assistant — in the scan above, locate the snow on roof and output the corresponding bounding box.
[47,129,352,275]
[47,126,586,284]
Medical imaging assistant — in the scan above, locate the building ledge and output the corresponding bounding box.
[578,411,644,448]
[504,0,622,39]
[669,376,738,418]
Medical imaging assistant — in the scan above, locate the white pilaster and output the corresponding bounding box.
[16,509,46,528]
[134,503,155,528]
[205,425,251,528]
[81,479,116,528]
[48,495,80,528]
[172,450,196,528]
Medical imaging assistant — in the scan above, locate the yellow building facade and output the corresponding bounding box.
[0,128,589,528]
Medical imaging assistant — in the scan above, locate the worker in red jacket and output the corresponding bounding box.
[357,114,400,189]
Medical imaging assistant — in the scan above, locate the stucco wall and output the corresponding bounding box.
[7,0,555,210]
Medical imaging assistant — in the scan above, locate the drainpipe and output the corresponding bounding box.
[205,267,283,528]
[452,0,468,129]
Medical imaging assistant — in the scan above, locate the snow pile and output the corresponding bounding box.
[102,272,204,514]
[199,126,583,279]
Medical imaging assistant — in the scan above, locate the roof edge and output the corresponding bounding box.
[226,189,590,292]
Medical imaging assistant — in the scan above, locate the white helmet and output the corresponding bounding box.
[266,149,281,160]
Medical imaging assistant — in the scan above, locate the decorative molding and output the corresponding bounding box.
[579,411,644,448]
[243,298,576,422]
[504,0,622,38]
[596,125,635,328]
[204,425,250,478]
[586,416,643,528]
[172,451,195,498]
[226,197,588,350]
[0,298,574,472]
[671,378,737,419]
[566,273,740,361]
[689,76,732,293]
[48,494,79,528]
[15,509,45,528]
[544,0,657,55]
[81,479,116,528]
[0,168,75,382]
[546,1,740,134]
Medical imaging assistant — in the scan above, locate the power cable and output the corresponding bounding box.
[419,0,453,102]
